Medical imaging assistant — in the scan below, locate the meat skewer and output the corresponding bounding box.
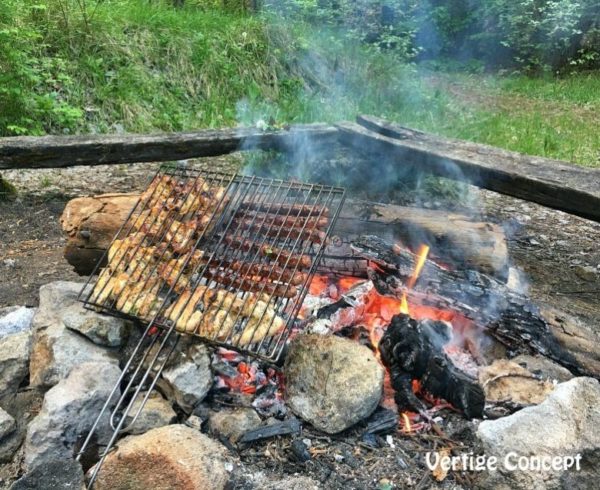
[232,219,327,243]
[204,270,298,298]
[234,211,329,230]
[223,236,312,269]
[240,202,329,217]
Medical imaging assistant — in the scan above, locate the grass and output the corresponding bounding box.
[1,2,598,167]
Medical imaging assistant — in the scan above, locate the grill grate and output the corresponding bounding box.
[79,166,345,361]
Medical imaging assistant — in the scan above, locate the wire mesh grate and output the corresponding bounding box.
[79,166,345,361]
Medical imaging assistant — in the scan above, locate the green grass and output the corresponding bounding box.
[1,2,598,167]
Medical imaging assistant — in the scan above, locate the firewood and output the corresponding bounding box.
[352,235,600,378]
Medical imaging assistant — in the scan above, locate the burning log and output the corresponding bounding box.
[378,314,485,419]
[353,235,598,377]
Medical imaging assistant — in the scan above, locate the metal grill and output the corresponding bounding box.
[79,166,345,361]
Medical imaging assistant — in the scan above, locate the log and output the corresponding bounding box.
[336,201,508,280]
[336,116,600,222]
[351,235,600,378]
[379,314,485,419]
[0,124,338,169]
[60,193,508,279]
[60,193,139,274]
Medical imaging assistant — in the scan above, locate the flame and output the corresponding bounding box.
[398,244,430,316]
[401,412,412,433]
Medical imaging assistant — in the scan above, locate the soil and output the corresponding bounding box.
[1,152,599,489]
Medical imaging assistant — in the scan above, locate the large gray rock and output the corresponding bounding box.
[92,424,233,490]
[477,377,600,489]
[208,408,262,443]
[10,458,84,490]
[123,392,177,435]
[0,306,35,338]
[284,334,384,434]
[29,283,118,389]
[0,330,32,397]
[158,344,212,413]
[62,303,128,347]
[24,361,121,469]
[32,282,84,330]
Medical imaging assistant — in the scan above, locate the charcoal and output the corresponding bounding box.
[363,407,399,435]
[290,439,311,463]
[238,417,301,444]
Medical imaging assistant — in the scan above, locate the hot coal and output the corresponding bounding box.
[379,314,485,419]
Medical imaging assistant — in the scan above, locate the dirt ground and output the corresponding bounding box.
[1,154,599,489]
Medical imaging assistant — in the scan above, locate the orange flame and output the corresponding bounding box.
[398,244,430,316]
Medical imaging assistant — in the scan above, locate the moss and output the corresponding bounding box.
[0,174,16,201]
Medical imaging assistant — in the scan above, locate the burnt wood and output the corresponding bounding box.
[0,124,338,169]
[336,116,600,222]
[379,314,485,419]
[352,235,597,378]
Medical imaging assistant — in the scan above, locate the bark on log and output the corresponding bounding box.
[352,235,600,378]
[336,116,600,223]
[60,193,508,279]
[0,124,337,169]
[336,201,508,280]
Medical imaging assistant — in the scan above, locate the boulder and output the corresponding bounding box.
[24,361,121,469]
[92,424,233,490]
[62,303,128,347]
[208,408,262,443]
[477,377,600,490]
[32,282,84,330]
[284,334,384,434]
[0,330,32,397]
[0,306,35,338]
[10,458,84,490]
[123,392,177,435]
[158,344,212,413]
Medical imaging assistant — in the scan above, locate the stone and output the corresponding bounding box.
[0,330,32,397]
[0,306,35,338]
[30,320,118,389]
[477,377,600,490]
[0,407,16,440]
[10,458,84,490]
[478,359,555,405]
[92,424,233,490]
[32,282,84,330]
[158,344,212,413]
[24,361,121,469]
[123,392,176,435]
[208,408,262,443]
[512,354,574,383]
[62,304,128,347]
[284,334,384,434]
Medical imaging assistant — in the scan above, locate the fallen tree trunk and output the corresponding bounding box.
[0,124,337,169]
[336,116,600,223]
[60,193,508,279]
[352,235,600,378]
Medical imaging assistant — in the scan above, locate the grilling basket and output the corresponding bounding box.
[76,166,345,486]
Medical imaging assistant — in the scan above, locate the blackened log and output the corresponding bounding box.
[0,124,337,169]
[363,407,400,435]
[379,314,485,419]
[352,235,595,377]
[337,117,600,223]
